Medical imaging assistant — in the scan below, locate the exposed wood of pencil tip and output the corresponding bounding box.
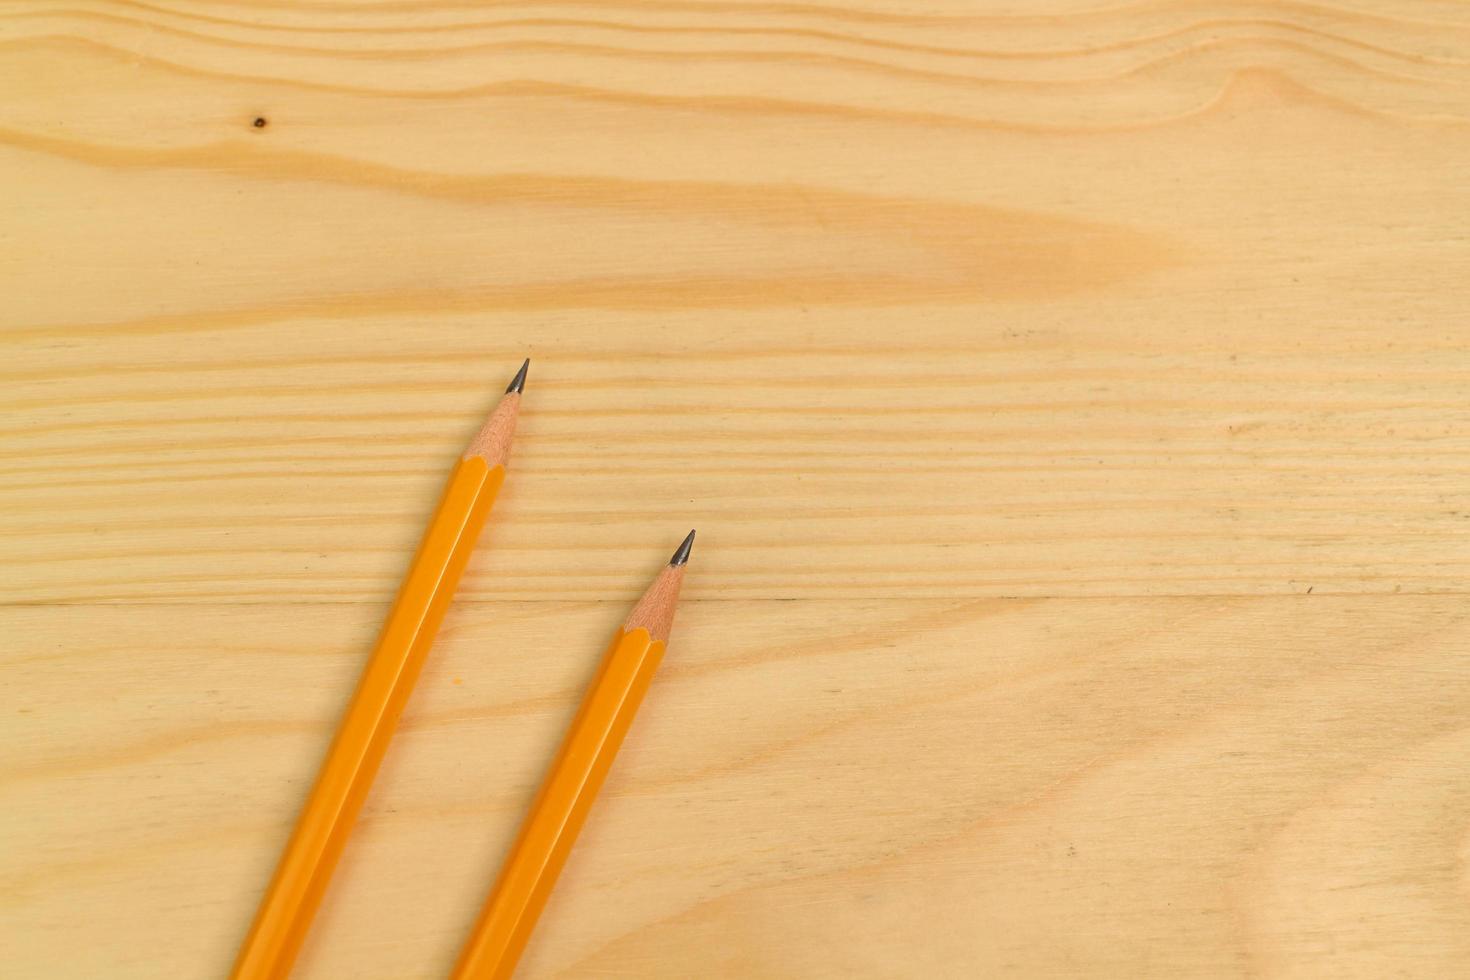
[625,532,695,645]
[462,359,528,467]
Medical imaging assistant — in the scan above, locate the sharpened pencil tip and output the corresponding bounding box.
[505,358,530,394]
[669,530,696,566]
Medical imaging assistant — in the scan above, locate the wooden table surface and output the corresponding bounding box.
[5,1,1470,976]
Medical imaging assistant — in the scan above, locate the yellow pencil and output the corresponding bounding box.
[452,532,695,980]
[233,360,529,980]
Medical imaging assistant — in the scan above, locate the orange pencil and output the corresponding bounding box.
[233,360,530,980]
[451,531,696,980]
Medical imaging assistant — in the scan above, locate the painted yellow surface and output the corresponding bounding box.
[234,455,504,980]
[3,1,1469,976]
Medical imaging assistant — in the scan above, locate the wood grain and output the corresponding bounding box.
[3,0,1469,976]
[8,598,1470,978]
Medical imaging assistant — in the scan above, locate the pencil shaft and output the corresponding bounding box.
[451,627,666,980]
[233,456,505,980]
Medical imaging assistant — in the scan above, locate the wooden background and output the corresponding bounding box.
[4,0,1470,976]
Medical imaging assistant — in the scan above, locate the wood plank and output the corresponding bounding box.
[5,597,1470,978]
[2,0,1469,602]
[5,321,1468,601]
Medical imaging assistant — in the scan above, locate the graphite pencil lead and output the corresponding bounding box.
[506,358,530,394]
[669,530,696,566]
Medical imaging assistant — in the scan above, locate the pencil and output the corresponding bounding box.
[450,531,696,980]
[232,359,530,980]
